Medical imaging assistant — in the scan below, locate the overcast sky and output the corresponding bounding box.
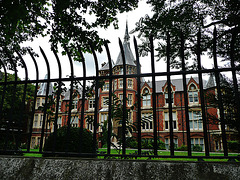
[16,1,222,83]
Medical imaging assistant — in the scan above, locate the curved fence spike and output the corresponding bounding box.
[27,49,39,152]
[39,46,51,153]
[104,41,113,155]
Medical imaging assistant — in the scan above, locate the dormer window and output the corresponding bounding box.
[188,84,198,103]
[120,67,123,75]
[164,87,174,104]
[142,88,151,107]
[128,67,132,74]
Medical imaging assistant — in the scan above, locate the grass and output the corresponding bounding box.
[20,148,239,162]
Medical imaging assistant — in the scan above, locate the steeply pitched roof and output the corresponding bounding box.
[141,77,208,93]
[115,21,136,67]
[100,59,115,71]
[37,74,54,96]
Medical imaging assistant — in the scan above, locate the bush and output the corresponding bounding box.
[228,141,240,152]
[141,138,165,150]
[177,145,188,151]
[192,145,202,152]
[43,126,94,156]
[20,143,27,149]
[126,137,138,148]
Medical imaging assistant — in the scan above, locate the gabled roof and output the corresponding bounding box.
[37,74,54,96]
[100,59,115,71]
[141,77,208,93]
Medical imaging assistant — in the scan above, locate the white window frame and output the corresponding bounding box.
[102,96,108,107]
[119,79,123,88]
[128,79,133,89]
[164,112,177,130]
[189,111,202,130]
[142,113,153,131]
[71,116,78,127]
[191,138,204,151]
[165,138,178,150]
[89,98,95,109]
[128,94,133,106]
[103,82,109,91]
[57,116,62,128]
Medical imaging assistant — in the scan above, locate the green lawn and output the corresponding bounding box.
[21,148,239,162]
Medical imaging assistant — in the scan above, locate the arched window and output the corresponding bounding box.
[164,87,174,104]
[142,88,151,107]
[188,84,198,103]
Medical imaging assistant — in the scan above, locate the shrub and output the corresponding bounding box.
[126,137,138,148]
[192,145,202,152]
[228,141,240,152]
[177,145,188,151]
[43,126,94,156]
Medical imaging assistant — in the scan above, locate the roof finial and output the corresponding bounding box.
[124,20,130,43]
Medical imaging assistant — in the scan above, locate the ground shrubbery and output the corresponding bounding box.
[228,141,240,152]
[43,126,94,156]
[126,137,166,150]
[192,145,202,152]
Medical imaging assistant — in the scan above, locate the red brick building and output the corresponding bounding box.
[33,24,223,151]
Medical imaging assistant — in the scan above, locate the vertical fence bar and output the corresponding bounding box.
[27,49,39,152]
[230,30,240,139]
[0,60,7,131]
[90,44,99,154]
[15,52,28,150]
[180,32,192,156]
[4,56,17,151]
[119,38,127,155]
[52,48,62,152]
[78,47,86,154]
[166,32,174,156]
[39,47,50,153]
[134,37,142,155]
[64,46,74,153]
[196,30,209,156]
[212,27,228,156]
[104,42,113,155]
[149,36,158,155]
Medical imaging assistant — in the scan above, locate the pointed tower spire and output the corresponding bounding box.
[124,20,130,43]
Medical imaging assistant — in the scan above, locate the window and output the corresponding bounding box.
[128,79,133,89]
[119,79,123,88]
[71,116,78,127]
[142,89,151,107]
[101,114,108,124]
[188,84,198,103]
[164,112,177,130]
[191,138,204,151]
[102,97,108,107]
[142,113,153,131]
[103,82,109,91]
[86,115,94,131]
[34,115,38,127]
[57,116,62,128]
[72,99,78,110]
[40,115,43,127]
[189,111,202,130]
[36,99,40,109]
[119,94,123,101]
[128,111,132,121]
[120,67,123,74]
[128,67,132,74]
[165,93,173,104]
[58,101,61,111]
[165,138,178,150]
[42,98,45,106]
[128,94,133,106]
[114,80,117,90]
[89,99,95,109]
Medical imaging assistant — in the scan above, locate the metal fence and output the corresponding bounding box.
[0,28,239,161]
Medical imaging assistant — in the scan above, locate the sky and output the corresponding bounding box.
[15,1,222,83]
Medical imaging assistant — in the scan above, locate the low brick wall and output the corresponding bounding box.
[0,156,239,180]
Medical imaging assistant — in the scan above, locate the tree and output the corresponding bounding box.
[205,75,240,141]
[0,0,139,65]
[132,0,240,69]
[0,73,35,149]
